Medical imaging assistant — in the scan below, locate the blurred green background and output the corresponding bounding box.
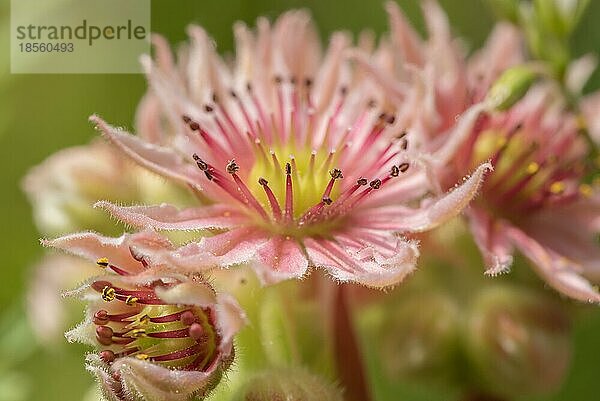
[1,0,599,400]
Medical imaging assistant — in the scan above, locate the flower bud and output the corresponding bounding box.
[231,368,343,401]
[27,254,97,345]
[23,141,191,236]
[376,292,460,382]
[486,66,538,110]
[465,285,571,398]
[533,0,588,37]
[23,142,139,236]
[57,233,247,401]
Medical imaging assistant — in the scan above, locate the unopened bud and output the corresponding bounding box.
[535,0,588,37]
[465,285,571,398]
[22,142,192,236]
[232,368,343,401]
[486,66,538,110]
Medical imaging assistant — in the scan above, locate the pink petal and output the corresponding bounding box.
[112,356,216,401]
[565,53,597,95]
[520,202,600,280]
[304,231,419,288]
[135,93,166,144]
[86,355,123,401]
[186,25,232,104]
[385,1,424,66]
[468,23,523,97]
[506,226,600,303]
[90,115,205,191]
[467,208,514,275]
[168,228,269,271]
[273,10,322,84]
[433,103,486,164]
[359,162,492,232]
[154,280,218,307]
[139,54,204,133]
[581,91,600,144]
[314,32,351,111]
[43,231,172,274]
[254,236,309,284]
[348,49,405,102]
[422,0,451,45]
[363,168,432,208]
[150,34,176,74]
[95,201,244,231]
[215,293,248,348]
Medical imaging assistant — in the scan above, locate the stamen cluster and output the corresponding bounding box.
[91,259,219,372]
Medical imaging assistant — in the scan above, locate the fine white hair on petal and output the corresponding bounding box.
[78,7,503,289]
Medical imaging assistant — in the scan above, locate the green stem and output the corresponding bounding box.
[332,284,372,401]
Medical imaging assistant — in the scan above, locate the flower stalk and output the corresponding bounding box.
[333,284,372,401]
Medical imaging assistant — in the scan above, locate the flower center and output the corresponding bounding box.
[248,144,343,219]
[181,75,410,238]
[468,124,590,218]
[92,259,218,371]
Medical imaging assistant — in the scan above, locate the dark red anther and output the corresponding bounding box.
[226,159,240,174]
[100,350,116,364]
[96,325,114,339]
[94,310,110,325]
[192,154,208,171]
[112,371,121,381]
[357,178,368,186]
[330,168,343,179]
[369,179,382,189]
[97,335,113,346]
[398,162,410,172]
[110,372,123,393]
